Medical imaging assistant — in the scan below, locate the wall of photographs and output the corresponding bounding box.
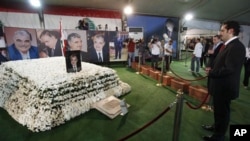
[1,27,129,64]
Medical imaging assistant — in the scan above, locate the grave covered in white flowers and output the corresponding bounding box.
[0,57,131,132]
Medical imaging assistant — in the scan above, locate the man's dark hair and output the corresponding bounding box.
[214,35,221,39]
[222,21,241,36]
[67,33,81,42]
[40,30,60,39]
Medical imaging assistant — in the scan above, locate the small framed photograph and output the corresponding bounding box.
[65,51,82,73]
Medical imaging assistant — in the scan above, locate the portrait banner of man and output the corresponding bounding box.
[65,50,82,73]
[108,31,128,62]
[36,29,62,58]
[163,18,179,58]
[87,31,109,64]
[64,29,88,62]
[4,27,39,61]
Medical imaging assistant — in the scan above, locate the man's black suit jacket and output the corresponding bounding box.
[48,40,62,57]
[208,38,245,100]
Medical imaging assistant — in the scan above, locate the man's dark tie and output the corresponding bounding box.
[98,53,102,62]
[73,65,77,72]
[219,44,226,52]
[51,49,55,56]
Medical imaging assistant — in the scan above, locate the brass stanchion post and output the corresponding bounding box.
[157,51,165,86]
[136,53,141,74]
[172,89,184,141]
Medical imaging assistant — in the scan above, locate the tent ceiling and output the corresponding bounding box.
[3,0,250,25]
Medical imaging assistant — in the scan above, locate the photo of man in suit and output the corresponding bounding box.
[163,18,178,58]
[7,29,39,60]
[39,30,62,57]
[163,18,178,42]
[114,32,123,60]
[66,51,81,73]
[66,32,88,62]
[203,21,246,141]
[87,32,109,63]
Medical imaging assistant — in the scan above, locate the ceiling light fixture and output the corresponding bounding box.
[184,13,193,21]
[29,0,41,8]
[124,5,133,15]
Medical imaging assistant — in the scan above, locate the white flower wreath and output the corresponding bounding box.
[0,57,131,132]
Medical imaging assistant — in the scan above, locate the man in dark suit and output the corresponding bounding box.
[88,33,109,63]
[203,21,246,141]
[207,35,224,69]
[114,32,123,60]
[40,30,62,57]
[204,35,224,111]
[67,53,81,73]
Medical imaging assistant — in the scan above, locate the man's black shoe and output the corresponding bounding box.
[202,135,216,141]
[202,125,214,132]
[202,135,224,141]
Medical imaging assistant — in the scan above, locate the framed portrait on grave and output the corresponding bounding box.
[65,50,82,73]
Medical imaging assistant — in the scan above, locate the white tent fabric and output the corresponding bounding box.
[0,12,122,30]
[240,25,250,47]
[184,19,221,31]
[0,12,41,29]
[44,14,121,30]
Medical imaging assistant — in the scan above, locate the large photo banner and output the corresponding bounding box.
[3,27,130,64]
[63,30,88,62]
[108,31,129,62]
[127,15,179,58]
[4,27,39,61]
[86,31,110,64]
[36,29,62,58]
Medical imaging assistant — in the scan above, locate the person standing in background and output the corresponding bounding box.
[149,37,161,70]
[243,46,250,89]
[127,38,135,67]
[114,32,123,60]
[207,35,224,70]
[202,21,246,141]
[136,39,146,65]
[200,37,206,68]
[164,39,173,72]
[190,38,203,73]
[204,35,223,111]
[8,29,39,60]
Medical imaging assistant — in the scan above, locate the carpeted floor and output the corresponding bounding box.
[0,58,249,141]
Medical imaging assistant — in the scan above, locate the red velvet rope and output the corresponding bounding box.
[169,67,208,81]
[118,106,172,141]
[168,67,210,109]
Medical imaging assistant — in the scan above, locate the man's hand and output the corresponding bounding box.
[205,67,211,74]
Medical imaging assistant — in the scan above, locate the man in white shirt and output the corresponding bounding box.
[164,40,173,72]
[149,37,161,70]
[190,38,203,73]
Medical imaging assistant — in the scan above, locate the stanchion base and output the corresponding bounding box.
[156,83,162,87]
[136,72,140,74]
